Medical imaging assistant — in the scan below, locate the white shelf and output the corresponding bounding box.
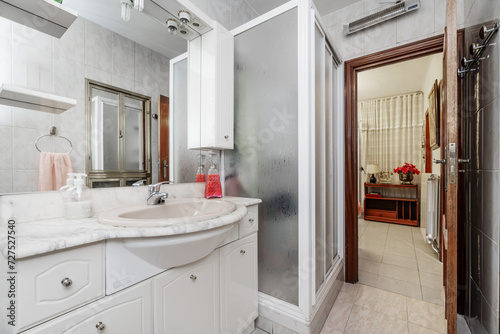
[0,0,78,38]
[0,83,77,114]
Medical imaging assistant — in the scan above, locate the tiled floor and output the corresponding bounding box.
[357,219,445,305]
[320,283,446,333]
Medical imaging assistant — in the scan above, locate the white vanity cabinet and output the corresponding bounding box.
[153,250,220,334]
[23,280,152,334]
[17,242,104,332]
[220,233,258,334]
[13,202,259,334]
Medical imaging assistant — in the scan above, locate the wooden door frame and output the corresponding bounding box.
[344,35,445,284]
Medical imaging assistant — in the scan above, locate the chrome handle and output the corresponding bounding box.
[240,249,246,254]
[458,158,470,164]
[190,274,197,281]
[118,130,123,138]
[96,322,106,331]
[61,278,73,287]
[433,159,446,164]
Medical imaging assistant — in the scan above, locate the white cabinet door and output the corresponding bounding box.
[18,242,104,331]
[220,233,258,334]
[23,280,152,334]
[188,21,234,150]
[154,250,220,334]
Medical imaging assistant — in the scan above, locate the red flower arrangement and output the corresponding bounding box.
[394,162,420,175]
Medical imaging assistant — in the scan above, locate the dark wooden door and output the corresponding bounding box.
[158,95,170,182]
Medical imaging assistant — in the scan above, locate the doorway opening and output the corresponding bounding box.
[356,51,444,302]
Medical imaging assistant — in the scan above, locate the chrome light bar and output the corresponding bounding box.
[344,0,420,35]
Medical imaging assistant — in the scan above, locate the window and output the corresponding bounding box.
[86,80,151,187]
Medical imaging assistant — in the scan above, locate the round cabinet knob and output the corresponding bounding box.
[190,274,197,281]
[248,218,254,224]
[96,322,106,331]
[240,249,246,254]
[224,135,229,140]
[61,278,73,287]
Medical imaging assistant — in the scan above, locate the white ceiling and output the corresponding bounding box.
[358,53,443,101]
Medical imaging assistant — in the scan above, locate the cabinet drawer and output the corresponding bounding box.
[365,208,397,219]
[18,242,104,331]
[239,205,258,239]
[23,280,151,334]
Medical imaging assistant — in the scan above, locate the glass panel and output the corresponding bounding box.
[331,60,339,260]
[325,46,334,273]
[124,96,144,171]
[91,88,119,171]
[226,8,299,305]
[172,58,199,183]
[91,180,120,188]
[315,24,325,292]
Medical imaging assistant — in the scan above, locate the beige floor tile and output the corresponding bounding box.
[382,253,418,270]
[408,323,442,334]
[359,247,384,262]
[344,304,384,334]
[415,250,440,263]
[323,299,353,332]
[337,282,359,303]
[419,271,443,290]
[359,238,386,250]
[319,324,343,334]
[413,240,436,254]
[385,238,415,249]
[377,276,423,300]
[407,297,446,333]
[416,258,443,275]
[421,286,445,306]
[354,284,407,321]
[359,270,379,287]
[383,245,417,259]
[375,313,409,334]
[379,263,420,285]
[359,258,381,275]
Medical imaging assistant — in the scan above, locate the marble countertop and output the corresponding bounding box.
[0,197,261,260]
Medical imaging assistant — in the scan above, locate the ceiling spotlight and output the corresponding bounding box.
[178,10,191,27]
[121,0,133,21]
[166,19,179,35]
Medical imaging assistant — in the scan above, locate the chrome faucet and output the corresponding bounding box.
[147,181,174,205]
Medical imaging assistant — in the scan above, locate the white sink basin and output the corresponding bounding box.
[101,198,246,294]
[99,198,236,227]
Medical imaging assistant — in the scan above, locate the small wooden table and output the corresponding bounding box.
[364,183,419,226]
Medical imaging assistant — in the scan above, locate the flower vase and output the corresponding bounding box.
[399,172,414,184]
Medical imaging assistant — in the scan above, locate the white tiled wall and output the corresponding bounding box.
[322,0,466,61]
[0,16,170,194]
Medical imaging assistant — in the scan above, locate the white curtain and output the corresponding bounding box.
[358,92,424,174]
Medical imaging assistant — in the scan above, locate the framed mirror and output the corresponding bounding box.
[0,0,207,194]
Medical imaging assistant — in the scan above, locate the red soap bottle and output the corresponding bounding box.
[196,165,206,182]
[205,164,222,198]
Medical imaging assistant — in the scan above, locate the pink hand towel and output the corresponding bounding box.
[38,152,73,191]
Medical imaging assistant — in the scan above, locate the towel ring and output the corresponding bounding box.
[35,126,73,153]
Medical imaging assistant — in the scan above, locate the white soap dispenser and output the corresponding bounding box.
[64,173,92,219]
[60,173,76,192]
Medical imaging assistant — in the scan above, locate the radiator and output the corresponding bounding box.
[425,174,440,253]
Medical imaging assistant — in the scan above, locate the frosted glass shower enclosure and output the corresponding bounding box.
[224,1,343,332]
